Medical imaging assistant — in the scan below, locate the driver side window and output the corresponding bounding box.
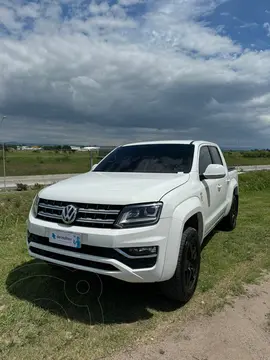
[199,146,212,175]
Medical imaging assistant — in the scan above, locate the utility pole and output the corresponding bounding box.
[90,150,93,169]
[0,116,7,191]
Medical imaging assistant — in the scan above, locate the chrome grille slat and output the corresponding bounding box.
[76,218,115,224]
[39,203,64,211]
[37,199,123,228]
[38,212,62,220]
[78,209,120,215]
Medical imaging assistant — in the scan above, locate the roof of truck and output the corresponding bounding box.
[122,140,217,147]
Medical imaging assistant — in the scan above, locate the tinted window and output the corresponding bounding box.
[199,146,212,174]
[209,146,223,165]
[94,144,194,173]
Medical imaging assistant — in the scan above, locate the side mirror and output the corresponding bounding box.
[91,164,98,171]
[203,164,226,179]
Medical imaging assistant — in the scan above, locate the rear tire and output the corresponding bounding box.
[219,194,238,231]
[160,227,201,304]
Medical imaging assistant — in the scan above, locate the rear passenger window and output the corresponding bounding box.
[199,147,212,175]
[209,146,223,165]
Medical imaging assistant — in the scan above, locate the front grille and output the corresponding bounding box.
[37,199,123,228]
[28,234,158,269]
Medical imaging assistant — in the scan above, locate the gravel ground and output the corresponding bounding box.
[107,277,270,360]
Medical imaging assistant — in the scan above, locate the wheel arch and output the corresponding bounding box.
[183,212,204,245]
[225,181,239,216]
[160,197,204,282]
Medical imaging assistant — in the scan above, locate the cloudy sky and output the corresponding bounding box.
[0,0,270,147]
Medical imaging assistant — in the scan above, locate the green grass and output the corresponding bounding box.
[224,154,270,166]
[0,151,98,177]
[0,171,270,359]
[0,150,269,177]
[238,170,270,193]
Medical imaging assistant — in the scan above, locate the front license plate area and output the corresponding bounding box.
[49,230,81,248]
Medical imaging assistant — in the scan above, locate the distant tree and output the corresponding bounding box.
[7,145,17,150]
[242,150,270,158]
[42,146,53,151]
[62,145,72,151]
[0,144,9,151]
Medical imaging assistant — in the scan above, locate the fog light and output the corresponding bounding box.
[118,246,158,258]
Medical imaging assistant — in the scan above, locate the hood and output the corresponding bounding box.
[39,172,190,205]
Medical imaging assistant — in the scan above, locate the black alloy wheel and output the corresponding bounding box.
[160,227,201,304]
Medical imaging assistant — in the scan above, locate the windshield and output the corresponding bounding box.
[94,144,194,173]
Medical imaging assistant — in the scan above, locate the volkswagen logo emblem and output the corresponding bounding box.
[61,205,78,225]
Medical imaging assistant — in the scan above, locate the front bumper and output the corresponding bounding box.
[27,213,172,283]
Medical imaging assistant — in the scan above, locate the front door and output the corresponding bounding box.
[198,146,225,235]
[208,145,228,217]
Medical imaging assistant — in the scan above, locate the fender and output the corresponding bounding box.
[225,177,238,216]
[160,196,203,282]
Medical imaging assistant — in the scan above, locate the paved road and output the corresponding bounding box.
[236,164,270,172]
[0,165,269,190]
[0,173,79,190]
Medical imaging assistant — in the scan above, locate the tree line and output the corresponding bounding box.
[0,145,269,158]
[225,150,270,158]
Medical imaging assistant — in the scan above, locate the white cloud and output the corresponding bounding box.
[118,0,143,6]
[89,1,110,15]
[0,6,22,32]
[0,0,269,147]
[143,11,240,56]
[239,22,258,29]
[233,16,258,30]
[264,22,270,36]
[89,16,137,28]
[216,24,226,34]
[16,3,40,19]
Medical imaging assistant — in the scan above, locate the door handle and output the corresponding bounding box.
[217,184,222,191]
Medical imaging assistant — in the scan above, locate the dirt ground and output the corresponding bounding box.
[108,278,270,360]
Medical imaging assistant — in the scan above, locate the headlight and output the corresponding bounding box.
[32,195,40,217]
[115,202,163,228]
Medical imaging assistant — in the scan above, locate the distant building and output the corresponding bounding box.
[82,146,100,151]
[17,146,42,151]
[70,146,100,152]
[70,146,81,151]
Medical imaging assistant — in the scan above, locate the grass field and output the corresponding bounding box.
[0,150,269,177]
[0,171,270,359]
[224,152,270,166]
[0,151,92,177]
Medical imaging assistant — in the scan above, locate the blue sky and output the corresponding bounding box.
[204,0,270,49]
[0,0,270,147]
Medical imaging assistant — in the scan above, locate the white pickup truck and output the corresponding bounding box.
[27,140,239,304]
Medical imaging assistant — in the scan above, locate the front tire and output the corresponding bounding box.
[44,261,60,269]
[160,227,201,304]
